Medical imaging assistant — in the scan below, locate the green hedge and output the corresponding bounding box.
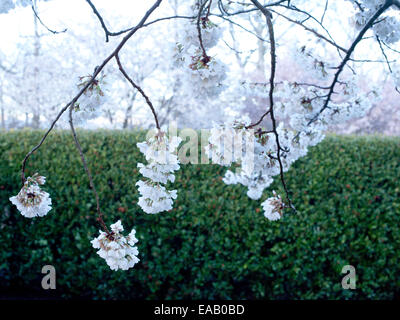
[0,130,399,299]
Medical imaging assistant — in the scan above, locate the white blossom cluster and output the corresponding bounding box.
[208,121,290,217]
[185,52,227,98]
[9,173,52,218]
[372,16,400,44]
[206,116,278,201]
[206,113,320,202]
[136,131,182,214]
[173,4,226,98]
[276,80,378,130]
[91,220,140,271]
[221,128,311,201]
[348,0,400,44]
[182,17,222,50]
[73,74,109,124]
[207,73,378,218]
[261,191,284,221]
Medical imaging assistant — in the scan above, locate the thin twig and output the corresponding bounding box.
[277,3,344,57]
[268,8,347,53]
[376,35,392,73]
[321,0,329,24]
[308,0,392,125]
[31,2,67,35]
[215,15,270,43]
[68,107,110,234]
[87,0,195,40]
[197,0,211,59]
[246,110,271,129]
[115,54,160,130]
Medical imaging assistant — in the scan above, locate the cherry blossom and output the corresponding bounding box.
[91,220,140,271]
[261,191,284,221]
[73,74,110,124]
[9,174,52,218]
[137,131,182,214]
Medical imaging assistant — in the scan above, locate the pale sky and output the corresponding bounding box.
[0,0,397,129]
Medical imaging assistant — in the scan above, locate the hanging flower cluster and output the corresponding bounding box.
[136,131,182,214]
[206,116,279,201]
[73,73,109,124]
[185,52,226,98]
[173,4,226,98]
[222,134,278,201]
[261,191,284,221]
[9,173,52,218]
[91,220,139,271]
[208,120,314,211]
[182,16,222,50]
[261,191,285,221]
[208,121,289,216]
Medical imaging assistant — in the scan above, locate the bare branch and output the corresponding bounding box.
[31,2,67,35]
[86,0,194,40]
[197,0,211,60]
[99,15,195,38]
[246,110,271,129]
[277,3,345,57]
[381,39,400,54]
[214,0,289,17]
[376,35,393,72]
[86,0,111,42]
[269,9,348,53]
[321,0,329,24]
[215,15,269,43]
[115,54,160,130]
[68,106,110,234]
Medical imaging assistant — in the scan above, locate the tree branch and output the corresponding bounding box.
[197,0,211,59]
[31,2,67,35]
[268,8,348,53]
[86,0,194,40]
[115,54,160,130]
[308,0,392,125]
[250,0,295,211]
[86,0,111,42]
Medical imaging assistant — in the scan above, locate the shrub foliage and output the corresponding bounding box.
[0,130,399,299]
